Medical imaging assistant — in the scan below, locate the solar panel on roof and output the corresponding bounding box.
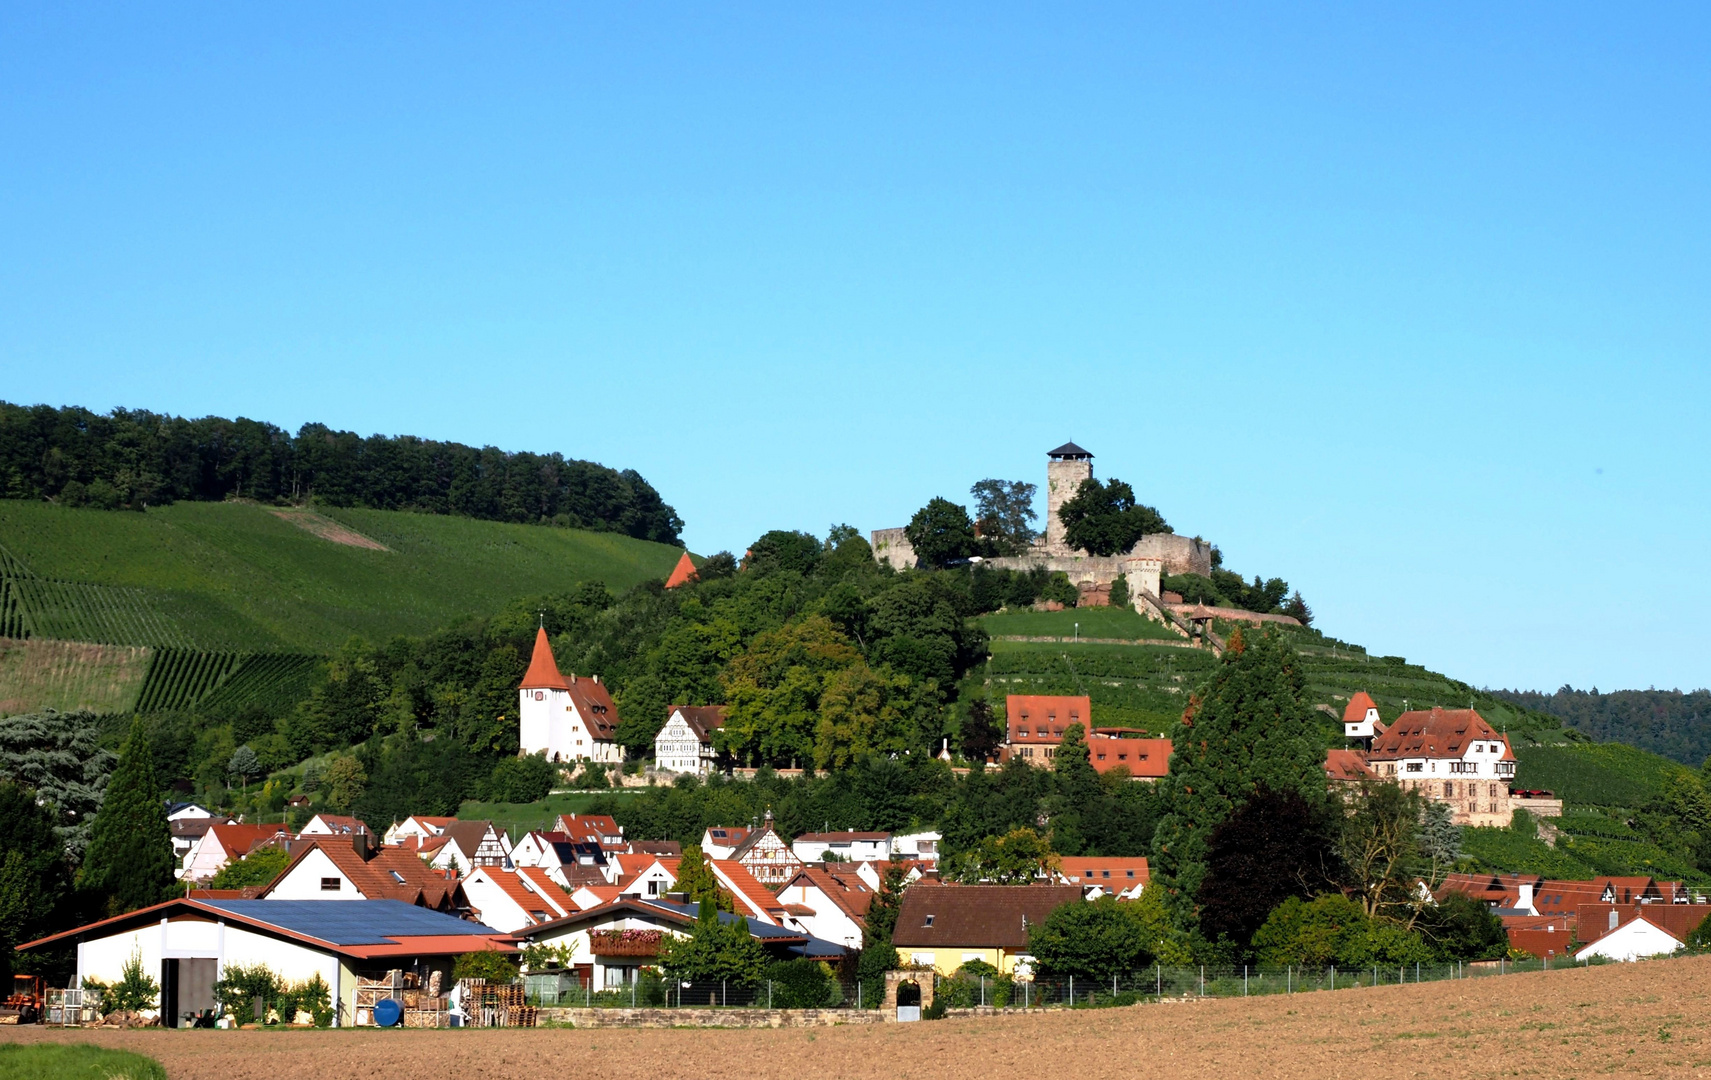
[201,900,500,945]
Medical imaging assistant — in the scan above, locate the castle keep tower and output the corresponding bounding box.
[1044,441,1094,555]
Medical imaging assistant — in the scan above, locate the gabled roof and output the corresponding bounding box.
[786,866,875,924]
[521,627,573,690]
[305,814,372,835]
[666,705,727,742]
[466,866,573,926]
[202,823,291,857]
[555,814,624,847]
[261,840,460,909]
[892,884,1083,949]
[1057,857,1149,888]
[566,678,621,739]
[704,826,752,849]
[664,551,699,589]
[629,840,683,857]
[1324,748,1377,782]
[17,898,510,961]
[1005,695,1092,731]
[1085,733,1171,778]
[710,859,788,923]
[1047,441,1093,459]
[436,820,503,860]
[1342,691,1380,724]
[1367,707,1513,762]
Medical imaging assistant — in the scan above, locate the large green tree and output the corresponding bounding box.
[969,479,1038,554]
[657,899,768,985]
[1057,478,1169,557]
[0,781,72,980]
[1196,786,1340,954]
[1027,895,1151,979]
[79,717,175,916]
[0,709,114,862]
[1149,630,1326,928]
[903,497,976,569]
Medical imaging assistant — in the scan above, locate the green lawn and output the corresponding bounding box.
[0,1043,166,1080]
[459,788,654,841]
[979,606,1182,641]
[0,499,684,651]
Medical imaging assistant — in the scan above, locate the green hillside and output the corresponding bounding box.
[0,499,684,651]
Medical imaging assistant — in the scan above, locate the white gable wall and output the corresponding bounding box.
[266,848,363,899]
[1579,918,1683,962]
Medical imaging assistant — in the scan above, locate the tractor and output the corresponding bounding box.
[0,975,45,1024]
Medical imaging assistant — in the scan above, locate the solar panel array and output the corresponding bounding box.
[202,899,501,944]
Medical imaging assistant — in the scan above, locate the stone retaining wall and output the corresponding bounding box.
[537,1007,888,1029]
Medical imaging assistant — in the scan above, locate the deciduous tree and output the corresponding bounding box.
[903,498,976,569]
[1057,478,1168,557]
[1027,895,1151,979]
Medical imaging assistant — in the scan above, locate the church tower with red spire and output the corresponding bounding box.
[518,626,625,765]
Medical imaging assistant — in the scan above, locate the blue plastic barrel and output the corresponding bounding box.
[373,998,402,1027]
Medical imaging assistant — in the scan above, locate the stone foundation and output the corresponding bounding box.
[537,1007,887,1029]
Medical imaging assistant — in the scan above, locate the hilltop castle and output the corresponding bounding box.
[870,442,1212,607]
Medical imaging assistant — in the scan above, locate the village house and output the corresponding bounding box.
[1056,856,1149,899]
[256,838,464,911]
[709,859,790,924]
[16,898,512,1027]
[419,820,513,875]
[382,815,457,848]
[999,694,1171,779]
[461,865,576,933]
[699,813,802,885]
[1365,706,1521,827]
[509,829,569,869]
[604,853,682,899]
[700,825,752,859]
[1576,914,1685,962]
[1342,691,1382,741]
[514,897,845,991]
[180,823,292,883]
[891,883,1084,976]
[653,705,727,776]
[892,831,943,870]
[518,627,624,765]
[791,830,892,864]
[554,813,627,852]
[536,840,612,889]
[777,865,874,949]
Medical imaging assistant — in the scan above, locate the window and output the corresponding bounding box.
[1101,870,1110,878]
[320,877,340,892]
[924,915,935,927]
[1126,870,1135,878]
[1406,762,1423,773]
[389,870,406,884]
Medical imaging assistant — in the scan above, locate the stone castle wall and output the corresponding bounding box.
[870,527,918,571]
[1044,457,1092,552]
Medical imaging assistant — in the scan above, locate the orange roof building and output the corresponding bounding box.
[518,627,624,766]
[1366,706,1521,827]
[664,551,699,589]
[1342,691,1383,739]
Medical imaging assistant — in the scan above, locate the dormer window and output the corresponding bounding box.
[924,915,935,927]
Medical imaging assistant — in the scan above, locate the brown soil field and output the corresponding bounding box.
[269,508,390,551]
[7,955,1711,1080]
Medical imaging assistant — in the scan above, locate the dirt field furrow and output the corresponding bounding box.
[7,956,1711,1080]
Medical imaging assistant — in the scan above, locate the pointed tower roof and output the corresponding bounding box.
[521,627,572,690]
[1048,441,1093,460]
[1342,691,1379,724]
[664,551,698,589]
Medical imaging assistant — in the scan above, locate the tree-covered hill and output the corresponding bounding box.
[1491,685,1711,767]
[0,401,682,543]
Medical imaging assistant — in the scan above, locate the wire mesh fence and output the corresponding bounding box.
[525,957,1566,1013]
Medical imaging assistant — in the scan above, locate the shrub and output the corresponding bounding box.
[485,752,556,803]
[452,950,520,983]
[213,963,285,1022]
[764,958,835,1009]
[108,948,160,1015]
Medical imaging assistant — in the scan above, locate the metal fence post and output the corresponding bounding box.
[631,981,636,1009]
[722,979,726,1007]
[1112,974,1117,998]
[1069,975,1074,1007]
[1243,965,1248,997]
[1155,964,1160,999]
[1199,966,1204,997]
[768,980,772,1010]
[1330,965,1335,990]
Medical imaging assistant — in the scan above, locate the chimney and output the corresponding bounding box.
[592,674,600,684]
[1518,882,1535,914]
[1609,909,1619,932]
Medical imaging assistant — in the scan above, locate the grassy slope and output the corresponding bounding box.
[0,1043,167,1080]
[0,637,151,714]
[457,789,651,842]
[980,606,1182,642]
[0,500,683,651]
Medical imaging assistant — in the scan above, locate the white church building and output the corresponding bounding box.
[519,627,625,765]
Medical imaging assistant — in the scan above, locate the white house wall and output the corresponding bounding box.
[76,918,345,1025]
[266,848,363,899]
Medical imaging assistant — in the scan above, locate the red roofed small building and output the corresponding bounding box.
[518,627,624,765]
[778,865,875,948]
[554,814,626,852]
[664,551,699,589]
[180,823,292,883]
[462,865,576,933]
[1057,856,1149,899]
[1342,691,1383,740]
[710,858,790,924]
[1324,748,1378,788]
[1000,695,1170,780]
[258,839,465,911]
[1366,707,1521,827]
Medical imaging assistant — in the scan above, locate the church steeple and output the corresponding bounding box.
[520,626,572,690]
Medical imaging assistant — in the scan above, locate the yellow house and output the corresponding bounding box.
[889,884,1084,976]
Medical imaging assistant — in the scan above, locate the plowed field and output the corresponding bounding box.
[7,955,1710,1080]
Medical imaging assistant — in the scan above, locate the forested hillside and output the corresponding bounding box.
[1492,685,1711,767]
[0,401,682,543]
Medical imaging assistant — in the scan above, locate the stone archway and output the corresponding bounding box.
[882,969,934,1015]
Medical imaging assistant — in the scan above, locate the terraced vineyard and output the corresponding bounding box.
[0,498,685,716]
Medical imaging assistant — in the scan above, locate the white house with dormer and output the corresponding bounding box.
[654,705,726,775]
[1342,691,1382,739]
[519,627,624,765]
[1366,706,1519,827]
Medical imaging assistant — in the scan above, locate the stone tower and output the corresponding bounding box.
[1044,441,1094,554]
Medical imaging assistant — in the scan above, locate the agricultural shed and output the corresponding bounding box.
[15,899,512,1028]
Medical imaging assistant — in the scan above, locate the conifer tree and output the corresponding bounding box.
[79,717,175,916]
[1149,629,1326,930]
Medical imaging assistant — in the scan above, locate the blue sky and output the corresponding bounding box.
[2,5,1706,694]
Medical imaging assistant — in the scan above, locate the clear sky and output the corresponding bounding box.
[2,5,1706,695]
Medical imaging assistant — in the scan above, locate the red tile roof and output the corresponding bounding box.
[555,814,624,848]
[786,866,875,924]
[1057,857,1149,888]
[1342,691,1379,725]
[1086,733,1171,777]
[1324,748,1377,782]
[1005,695,1092,738]
[468,866,573,926]
[1368,707,1513,762]
[261,840,461,909]
[710,858,787,922]
[204,823,291,858]
[665,551,699,589]
[666,705,727,741]
[521,627,573,690]
[892,884,1084,949]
